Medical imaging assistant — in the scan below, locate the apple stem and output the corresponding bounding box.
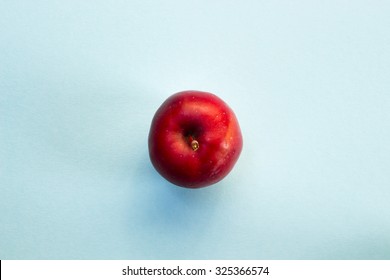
[188,136,199,151]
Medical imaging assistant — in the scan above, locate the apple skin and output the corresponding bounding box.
[148,90,243,188]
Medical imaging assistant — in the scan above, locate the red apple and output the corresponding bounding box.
[148,90,243,188]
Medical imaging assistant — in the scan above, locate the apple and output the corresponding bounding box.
[148,90,243,188]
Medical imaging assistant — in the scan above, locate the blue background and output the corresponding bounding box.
[1,0,390,259]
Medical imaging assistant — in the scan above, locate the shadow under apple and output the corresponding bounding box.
[125,151,226,258]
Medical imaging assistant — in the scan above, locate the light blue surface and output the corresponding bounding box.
[1,1,390,260]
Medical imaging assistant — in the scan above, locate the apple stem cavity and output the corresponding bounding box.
[188,135,199,151]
